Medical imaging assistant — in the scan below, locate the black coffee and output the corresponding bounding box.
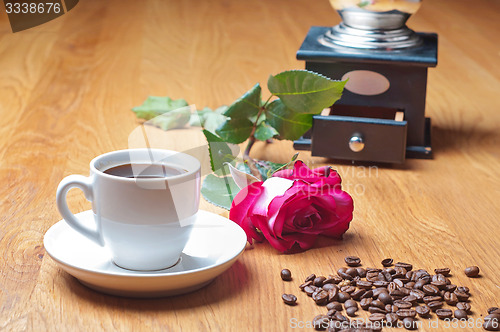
[103,163,186,178]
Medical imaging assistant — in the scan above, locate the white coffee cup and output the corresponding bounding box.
[56,149,201,271]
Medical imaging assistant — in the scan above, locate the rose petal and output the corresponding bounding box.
[229,181,265,243]
[252,177,294,217]
[273,160,342,187]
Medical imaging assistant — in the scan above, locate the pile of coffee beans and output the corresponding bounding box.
[280,257,498,331]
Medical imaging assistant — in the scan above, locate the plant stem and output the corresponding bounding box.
[242,105,267,180]
[262,94,274,109]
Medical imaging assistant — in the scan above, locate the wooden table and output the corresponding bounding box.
[1,0,499,331]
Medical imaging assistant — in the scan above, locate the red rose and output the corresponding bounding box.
[229,161,354,252]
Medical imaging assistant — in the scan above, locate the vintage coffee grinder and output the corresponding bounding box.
[294,0,437,163]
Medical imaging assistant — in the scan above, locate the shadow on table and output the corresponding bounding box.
[431,125,500,154]
[63,260,248,310]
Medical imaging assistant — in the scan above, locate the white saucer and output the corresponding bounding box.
[44,210,247,298]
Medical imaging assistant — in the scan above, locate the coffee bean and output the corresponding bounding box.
[464,266,480,277]
[488,307,500,314]
[381,258,393,267]
[328,288,339,302]
[323,275,341,285]
[483,319,500,331]
[386,312,398,326]
[402,295,418,305]
[406,281,416,289]
[378,292,393,305]
[402,317,419,330]
[356,280,372,290]
[444,284,457,292]
[345,267,358,277]
[368,313,386,323]
[338,271,353,281]
[414,279,428,289]
[280,269,292,281]
[341,285,356,294]
[345,256,361,267]
[431,280,447,289]
[346,307,358,317]
[282,293,297,305]
[423,284,440,295]
[334,312,349,322]
[400,288,411,297]
[330,275,344,284]
[312,314,330,331]
[361,290,373,299]
[423,295,442,304]
[313,276,326,286]
[305,274,316,282]
[389,289,407,299]
[322,283,336,291]
[396,309,417,319]
[436,308,453,320]
[373,280,390,287]
[351,289,366,300]
[382,270,393,282]
[434,267,451,276]
[299,280,313,290]
[385,304,393,313]
[326,309,337,319]
[444,291,459,306]
[454,289,470,302]
[368,306,386,314]
[360,298,372,310]
[304,285,316,296]
[344,299,358,309]
[371,299,386,310]
[394,300,413,310]
[327,301,343,311]
[454,309,468,320]
[312,289,329,305]
[432,273,446,283]
[338,280,351,287]
[456,302,471,313]
[395,262,413,271]
[428,300,444,311]
[415,305,431,317]
[389,305,399,313]
[457,286,470,293]
[337,291,351,303]
[410,289,425,302]
[485,314,500,321]
[356,268,367,278]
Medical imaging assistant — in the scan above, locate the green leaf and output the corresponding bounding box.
[223,84,262,119]
[235,160,281,181]
[265,99,312,140]
[254,121,278,141]
[201,174,240,210]
[203,111,228,133]
[189,107,213,127]
[147,107,191,130]
[202,130,238,175]
[267,70,346,114]
[215,117,254,144]
[132,96,189,120]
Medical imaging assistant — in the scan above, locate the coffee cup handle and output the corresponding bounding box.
[56,175,103,246]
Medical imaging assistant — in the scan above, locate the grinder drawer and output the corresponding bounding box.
[311,106,407,163]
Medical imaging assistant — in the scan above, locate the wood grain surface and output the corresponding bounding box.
[1,0,499,331]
